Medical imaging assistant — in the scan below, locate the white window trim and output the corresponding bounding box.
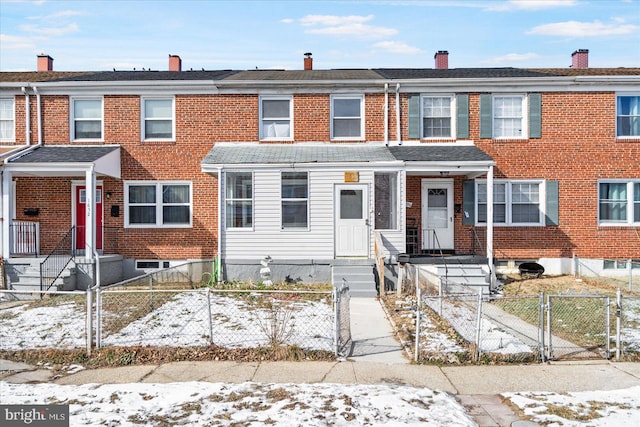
[330,94,365,140]
[420,94,456,140]
[225,171,254,230]
[615,93,640,139]
[141,96,176,141]
[280,171,310,230]
[597,179,640,226]
[259,95,293,141]
[492,94,528,140]
[70,96,104,142]
[476,179,546,226]
[124,181,192,228]
[0,97,16,143]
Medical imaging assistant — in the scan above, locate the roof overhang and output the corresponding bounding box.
[4,145,121,178]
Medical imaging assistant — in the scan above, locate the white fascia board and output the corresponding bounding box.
[6,162,94,176]
[202,161,403,173]
[94,147,121,179]
[404,161,495,172]
[30,80,220,95]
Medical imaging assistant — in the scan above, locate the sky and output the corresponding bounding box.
[0,0,639,72]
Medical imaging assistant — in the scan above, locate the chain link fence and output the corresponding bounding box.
[0,290,89,351]
[393,263,639,363]
[334,282,351,357]
[574,257,640,293]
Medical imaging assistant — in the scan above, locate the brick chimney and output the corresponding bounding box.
[434,50,449,69]
[304,52,313,70]
[571,49,589,68]
[37,54,54,72]
[169,54,182,72]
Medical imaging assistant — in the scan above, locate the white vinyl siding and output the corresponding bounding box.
[142,97,174,140]
[0,97,15,142]
[71,97,103,141]
[223,168,406,260]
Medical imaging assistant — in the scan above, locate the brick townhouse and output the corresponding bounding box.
[0,50,638,295]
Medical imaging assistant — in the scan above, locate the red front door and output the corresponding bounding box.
[75,185,103,250]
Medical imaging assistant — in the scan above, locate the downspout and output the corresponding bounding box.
[217,166,223,285]
[384,83,389,146]
[395,83,401,145]
[32,86,42,146]
[21,87,31,146]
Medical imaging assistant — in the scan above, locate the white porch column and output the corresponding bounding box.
[486,165,496,289]
[2,170,12,258]
[84,167,96,261]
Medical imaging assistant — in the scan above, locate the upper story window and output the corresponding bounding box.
[493,95,526,138]
[71,97,103,141]
[281,172,308,229]
[599,181,640,225]
[260,96,292,140]
[479,93,541,139]
[0,97,15,142]
[476,180,544,226]
[142,97,174,141]
[331,95,364,139]
[422,96,454,138]
[125,181,192,228]
[226,172,253,228]
[617,95,640,138]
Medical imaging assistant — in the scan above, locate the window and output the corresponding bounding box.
[142,97,174,140]
[599,181,640,225]
[281,172,308,228]
[477,180,543,225]
[375,172,398,229]
[331,95,363,139]
[125,182,191,227]
[226,172,253,228]
[493,95,526,138]
[422,96,453,138]
[71,97,102,140]
[617,95,640,137]
[260,96,292,140]
[0,97,15,142]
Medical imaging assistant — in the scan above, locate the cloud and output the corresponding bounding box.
[19,22,79,37]
[297,14,398,39]
[280,18,294,24]
[0,34,35,49]
[481,52,540,64]
[372,41,423,55]
[487,0,577,11]
[528,20,639,36]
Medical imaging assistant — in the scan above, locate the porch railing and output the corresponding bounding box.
[10,220,40,256]
[40,226,76,292]
[423,229,448,281]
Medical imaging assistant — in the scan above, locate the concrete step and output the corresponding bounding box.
[333,264,377,298]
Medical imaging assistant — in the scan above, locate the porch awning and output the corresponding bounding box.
[201,143,399,171]
[4,145,121,178]
[390,144,495,177]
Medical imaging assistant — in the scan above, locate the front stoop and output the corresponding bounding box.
[332,261,377,298]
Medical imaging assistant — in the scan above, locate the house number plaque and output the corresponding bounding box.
[344,171,359,182]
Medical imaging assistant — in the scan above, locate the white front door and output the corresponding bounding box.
[421,180,454,250]
[335,184,369,257]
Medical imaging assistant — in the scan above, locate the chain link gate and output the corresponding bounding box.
[545,295,611,360]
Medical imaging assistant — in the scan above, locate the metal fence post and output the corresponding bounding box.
[616,288,622,360]
[415,285,421,362]
[86,289,93,355]
[207,288,214,345]
[605,295,611,359]
[628,260,633,293]
[474,290,483,361]
[333,285,339,356]
[96,287,102,348]
[546,294,553,360]
[539,291,545,362]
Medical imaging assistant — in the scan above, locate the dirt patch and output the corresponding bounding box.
[498,274,635,297]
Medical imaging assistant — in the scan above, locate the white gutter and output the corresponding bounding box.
[217,166,223,285]
[395,83,401,145]
[384,83,389,146]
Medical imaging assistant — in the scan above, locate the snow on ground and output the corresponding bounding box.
[0,292,334,352]
[504,386,640,426]
[419,311,466,354]
[102,292,334,351]
[622,298,640,352]
[423,297,531,355]
[0,381,475,427]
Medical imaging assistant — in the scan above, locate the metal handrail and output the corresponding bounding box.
[424,228,448,283]
[40,226,76,292]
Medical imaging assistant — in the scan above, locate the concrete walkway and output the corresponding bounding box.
[3,359,640,427]
[348,297,408,363]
